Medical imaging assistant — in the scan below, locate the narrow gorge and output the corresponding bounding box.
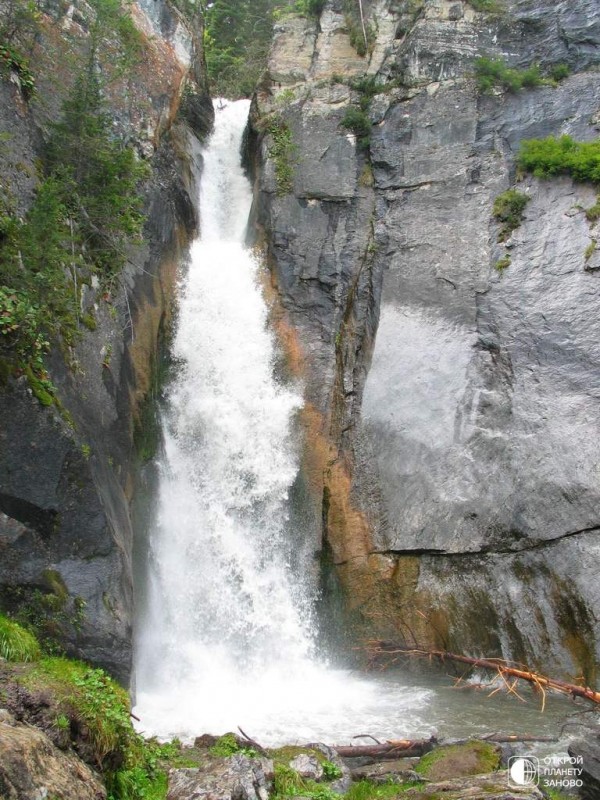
[1,0,600,798]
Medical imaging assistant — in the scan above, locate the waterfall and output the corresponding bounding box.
[133,99,432,744]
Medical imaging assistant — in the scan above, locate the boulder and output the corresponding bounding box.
[168,754,274,800]
[0,709,106,800]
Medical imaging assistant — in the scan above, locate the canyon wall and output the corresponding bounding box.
[0,0,212,683]
[250,0,600,682]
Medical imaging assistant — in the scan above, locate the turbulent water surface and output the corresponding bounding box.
[133,100,573,749]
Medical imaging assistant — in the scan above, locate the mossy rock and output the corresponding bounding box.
[415,741,501,782]
[269,745,328,765]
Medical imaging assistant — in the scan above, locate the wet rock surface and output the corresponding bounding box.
[569,729,600,800]
[253,0,600,676]
[0,0,212,683]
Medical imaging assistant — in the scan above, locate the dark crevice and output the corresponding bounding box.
[370,524,600,561]
[0,493,59,538]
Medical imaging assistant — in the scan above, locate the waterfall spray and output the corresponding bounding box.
[133,100,431,744]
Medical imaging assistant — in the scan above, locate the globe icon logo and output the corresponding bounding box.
[508,756,539,787]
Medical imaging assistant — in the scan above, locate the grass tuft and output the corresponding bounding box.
[493,189,530,240]
[0,613,41,662]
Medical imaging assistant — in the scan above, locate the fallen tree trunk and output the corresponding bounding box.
[333,737,436,759]
[366,642,600,707]
[330,732,557,762]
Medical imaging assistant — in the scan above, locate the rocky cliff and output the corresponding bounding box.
[0,0,212,683]
[249,0,600,681]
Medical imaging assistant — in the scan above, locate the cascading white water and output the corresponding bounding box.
[133,100,571,748]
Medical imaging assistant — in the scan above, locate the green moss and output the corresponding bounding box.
[543,788,572,800]
[359,163,374,187]
[0,613,41,662]
[208,733,258,759]
[495,254,511,272]
[25,365,54,406]
[270,745,325,764]
[41,570,69,607]
[81,312,97,331]
[416,741,500,781]
[552,580,597,686]
[493,189,530,240]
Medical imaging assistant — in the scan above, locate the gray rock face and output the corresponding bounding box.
[289,753,324,781]
[569,731,600,800]
[253,0,600,677]
[0,0,211,683]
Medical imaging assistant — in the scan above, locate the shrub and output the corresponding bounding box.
[492,189,530,239]
[0,43,35,98]
[265,116,297,195]
[475,57,543,93]
[0,613,41,661]
[517,135,600,184]
[343,0,375,57]
[549,63,570,82]
[585,240,596,261]
[210,733,241,757]
[349,75,388,110]
[341,106,372,149]
[586,199,600,222]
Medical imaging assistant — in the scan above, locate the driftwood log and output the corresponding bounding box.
[333,737,436,759]
[365,641,600,708]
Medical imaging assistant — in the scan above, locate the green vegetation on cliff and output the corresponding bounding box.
[475,57,569,94]
[258,113,297,195]
[518,135,600,184]
[0,0,148,400]
[492,188,530,240]
[204,0,281,96]
[341,106,372,150]
[466,0,503,12]
[517,135,600,223]
[475,57,545,93]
